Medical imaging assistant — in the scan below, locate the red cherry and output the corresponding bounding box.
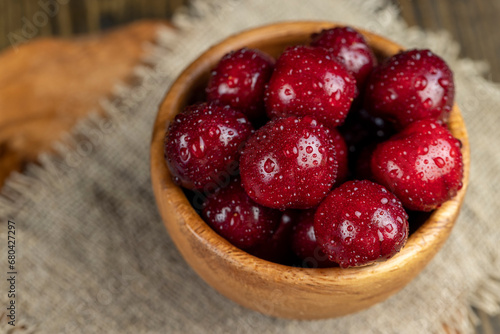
[201,178,280,250]
[164,103,253,190]
[291,210,337,268]
[249,210,296,264]
[329,127,348,186]
[240,116,338,209]
[364,49,454,128]
[264,46,357,128]
[311,26,376,90]
[371,119,463,211]
[206,48,275,121]
[315,180,409,268]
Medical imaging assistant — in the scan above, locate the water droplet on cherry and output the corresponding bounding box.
[423,98,433,108]
[414,75,428,90]
[433,157,445,168]
[180,147,190,161]
[263,158,276,173]
[438,77,449,87]
[190,137,206,158]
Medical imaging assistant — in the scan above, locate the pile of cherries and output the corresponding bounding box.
[164,26,464,268]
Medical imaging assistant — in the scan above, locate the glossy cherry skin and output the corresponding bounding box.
[249,210,296,264]
[329,127,348,186]
[206,48,275,121]
[201,178,281,250]
[164,103,253,190]
[240,116,338,210]
[370,119,463,212]
[291,210,337,268]
[310,26,376,90]
[264,46,357,128]
[364,49,454,129]
[314,180,409,268]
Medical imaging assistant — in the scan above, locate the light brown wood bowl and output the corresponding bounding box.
[150,21,470,319]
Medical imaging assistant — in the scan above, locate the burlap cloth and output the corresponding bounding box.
[1,0,500,333]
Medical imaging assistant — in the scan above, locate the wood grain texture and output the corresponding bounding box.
[1,0,187,50]
[394,0,500,82]
[150,21,470,319]
[3,0,500,83]
[0,19,169,185]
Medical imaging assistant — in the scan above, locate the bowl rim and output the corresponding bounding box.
[151,21,470,282]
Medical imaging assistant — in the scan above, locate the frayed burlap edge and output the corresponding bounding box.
[1,0,499,333]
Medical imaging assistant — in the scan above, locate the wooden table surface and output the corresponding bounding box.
[1,0,499,333]
[2,0,500,83]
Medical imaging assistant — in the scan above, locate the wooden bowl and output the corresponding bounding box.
[150,21,470,319]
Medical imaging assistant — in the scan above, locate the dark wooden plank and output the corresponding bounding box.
[476,308,495,334]
[0,0,188,50]
[396,0,500,81]
[3,0,499,80]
